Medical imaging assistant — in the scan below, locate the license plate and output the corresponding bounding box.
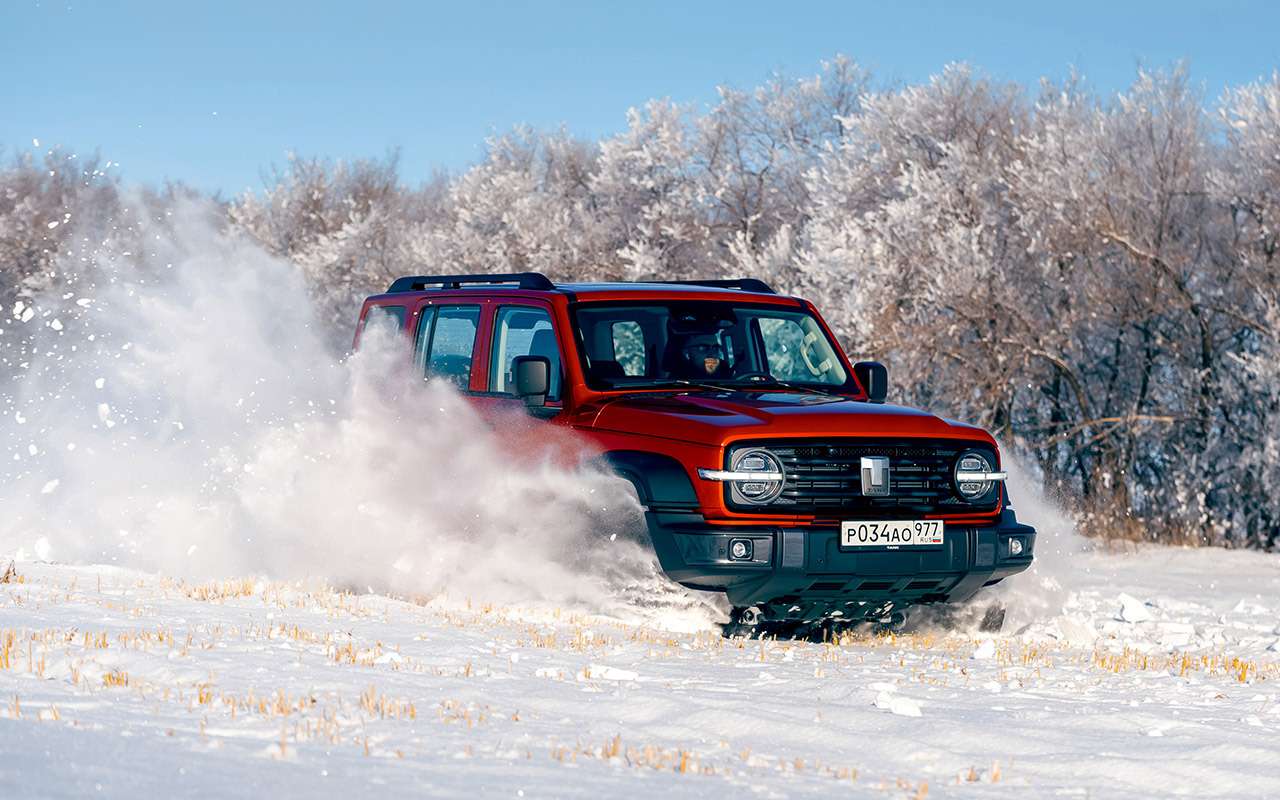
[840,519,944,548]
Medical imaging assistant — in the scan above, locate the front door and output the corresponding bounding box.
[467,301,565,421]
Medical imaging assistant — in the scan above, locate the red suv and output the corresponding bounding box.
[356,273,1036,634]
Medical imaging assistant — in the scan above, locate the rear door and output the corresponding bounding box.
[412,301,485,393]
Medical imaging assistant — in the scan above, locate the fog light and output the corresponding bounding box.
[729,539,753,561]
[1009,538,1024,556]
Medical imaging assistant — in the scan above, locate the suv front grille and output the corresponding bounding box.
[728,439,998,516]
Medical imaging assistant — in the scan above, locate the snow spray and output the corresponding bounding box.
[985,452,1088,632]
[0,199,716,624]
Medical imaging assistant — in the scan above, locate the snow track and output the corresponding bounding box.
[1,547,1277,798]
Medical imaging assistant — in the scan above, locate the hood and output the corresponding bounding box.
[585,390,994,448]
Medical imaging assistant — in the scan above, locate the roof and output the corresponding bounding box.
[557,281,777,296]
[372,273,799,304]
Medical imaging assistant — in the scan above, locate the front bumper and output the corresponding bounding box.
[644,507,1036,620]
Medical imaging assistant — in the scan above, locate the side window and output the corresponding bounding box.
[757,317,808,381]
[756,316,845,383]
[360,305,405,346]
[490,306,561,400]
[610,321,646,376]
[415,305,480,389]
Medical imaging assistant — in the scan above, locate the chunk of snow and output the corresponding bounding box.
[586,664,638,682]
[1231,599,1270,615]
[972,640,996,660]
[40,479,59,494]
[34,537,51,560]
[874,691,922,717]
[1055,616,1099,645]
[1118,593,1153,623]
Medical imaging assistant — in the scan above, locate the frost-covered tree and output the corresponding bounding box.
[1209,73,1280,548]
[589,100,710,280]
[0,148,121,306]
[229,152,410,340]
[801,65,1029,412]
[10,58,1280,547]
[416,129,605,279]
[699,56,870,283]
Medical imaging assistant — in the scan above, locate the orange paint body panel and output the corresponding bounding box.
[355,275,1037,626]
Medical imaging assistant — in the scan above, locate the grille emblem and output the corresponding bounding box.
[860,456,891,496]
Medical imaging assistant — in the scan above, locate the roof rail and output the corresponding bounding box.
[386,272,555,293]
[653,278,776,294]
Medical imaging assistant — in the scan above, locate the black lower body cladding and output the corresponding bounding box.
[644,507,1036,622]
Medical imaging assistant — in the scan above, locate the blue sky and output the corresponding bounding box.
[3,0,1277,195]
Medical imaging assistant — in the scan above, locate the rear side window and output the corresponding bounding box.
[360,305,405,345]
[415,305,481,389]
[490,306,561,400]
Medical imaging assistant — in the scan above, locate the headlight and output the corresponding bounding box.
[697,447,785,505]
[730,448,785,504]
[954,451,998,501]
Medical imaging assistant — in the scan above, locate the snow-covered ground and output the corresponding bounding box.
[1,547,1277,799]
[1,215,1276,796]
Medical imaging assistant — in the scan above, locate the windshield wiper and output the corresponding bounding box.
[727,376,843,397]
[605,378,730,393]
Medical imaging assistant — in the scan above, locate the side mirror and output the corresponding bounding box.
[853,361,888,404]
[512,355,550,407]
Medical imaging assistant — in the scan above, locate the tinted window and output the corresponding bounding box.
[574,302,848,389]
[490,306,561,400]
[415,305,480,389]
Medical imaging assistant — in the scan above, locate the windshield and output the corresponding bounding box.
[573,302,852,391]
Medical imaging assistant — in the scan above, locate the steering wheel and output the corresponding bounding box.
[798,332,832,377]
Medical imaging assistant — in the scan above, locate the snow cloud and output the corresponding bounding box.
[0,201,693,621]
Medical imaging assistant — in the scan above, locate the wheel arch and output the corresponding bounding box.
[599,450,698,509]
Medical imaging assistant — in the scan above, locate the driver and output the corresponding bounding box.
[669,332,730,379]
